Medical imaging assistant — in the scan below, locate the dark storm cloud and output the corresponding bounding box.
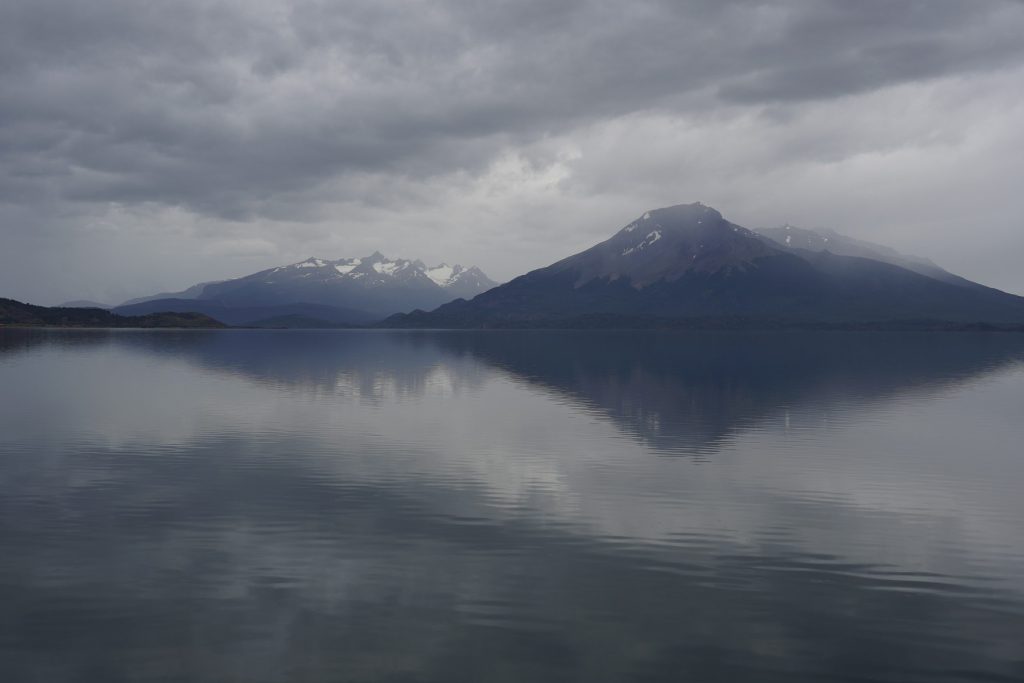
[2,0,1022,220]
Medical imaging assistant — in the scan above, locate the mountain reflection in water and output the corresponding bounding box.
[1,329,1023,682]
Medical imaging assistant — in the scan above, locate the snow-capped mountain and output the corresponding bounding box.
[116,252,497,323]
[304,253,493,298]
[385,202,1024,328]
[422,263,498,299]
[553,202,779,288]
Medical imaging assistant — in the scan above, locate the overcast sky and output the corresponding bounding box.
[3,0,1024,305]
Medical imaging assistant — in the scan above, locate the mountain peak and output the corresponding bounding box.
[648,201,722,220]
[293,257,330,269]
[570,202,776,287]
[620,203,725,237]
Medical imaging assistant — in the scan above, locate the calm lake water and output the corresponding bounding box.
[2,329,1023,682]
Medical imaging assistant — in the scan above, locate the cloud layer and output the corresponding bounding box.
[2,0,1024,303]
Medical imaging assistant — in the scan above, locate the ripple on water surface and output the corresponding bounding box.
[1,329,1023,682]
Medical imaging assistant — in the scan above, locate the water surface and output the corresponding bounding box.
[1,329,1023,682]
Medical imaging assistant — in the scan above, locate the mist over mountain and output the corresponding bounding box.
[756,225,983,290]
[120,282,217,308]
[59,300,112,309]
[386,203,1024,329]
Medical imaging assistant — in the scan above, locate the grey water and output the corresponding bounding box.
[2,329,1024,683]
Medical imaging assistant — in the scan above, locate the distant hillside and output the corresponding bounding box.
[59,299,113,309]
[119,281,217,307]
[383,203,1024,329]
[112,299,374,327]
[1,298,225,328]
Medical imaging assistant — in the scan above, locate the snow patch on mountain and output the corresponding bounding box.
[334,258,361,274]
[373,261,403,275]
[426,264,456,286]
[266,254,494,292]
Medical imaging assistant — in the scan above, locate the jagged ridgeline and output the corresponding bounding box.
[112,253,498,326]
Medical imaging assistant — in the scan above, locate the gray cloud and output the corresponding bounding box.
[1,0,1024,303]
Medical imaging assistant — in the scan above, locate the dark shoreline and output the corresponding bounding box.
[1,298,225,329]
[6,321,1024,333]
[7,297,1024,332]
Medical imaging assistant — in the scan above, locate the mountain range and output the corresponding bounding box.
[110,253,498,326]
[385,203,1024,329]
[42,202,1024,329]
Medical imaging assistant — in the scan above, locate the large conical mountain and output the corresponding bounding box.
[385,203,1024,328]
[114,253,497,325]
